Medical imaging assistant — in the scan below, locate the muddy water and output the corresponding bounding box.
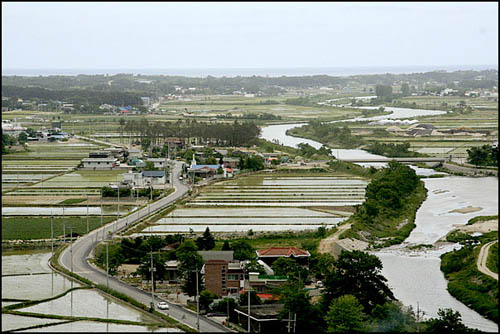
[375,176,498,332]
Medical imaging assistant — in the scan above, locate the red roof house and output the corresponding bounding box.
[256,247,311,266]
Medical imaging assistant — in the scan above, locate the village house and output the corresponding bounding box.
[187,154,221,180]
[147,158,168,169]
[234,304,285,333]
[222,157,240,169]
[256,247,311,267]
[122,170,166,187]
[81,157,119,169]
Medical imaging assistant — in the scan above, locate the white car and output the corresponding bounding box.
[157,301,169,310]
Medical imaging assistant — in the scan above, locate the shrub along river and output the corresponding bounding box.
[260,107,498,332]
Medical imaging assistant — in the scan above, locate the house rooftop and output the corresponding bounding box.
[256,247,311,258]
[142,171,165,178]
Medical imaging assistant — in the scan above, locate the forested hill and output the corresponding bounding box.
[1,85,143,106]
[2,69,497,95]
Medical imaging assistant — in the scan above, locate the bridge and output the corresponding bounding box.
[338,157,447,163]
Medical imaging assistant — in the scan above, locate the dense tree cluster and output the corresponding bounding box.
[123,119,260,148]
[466,144,498,167]
[2,85,143,107]
[293,121,363,149]
[358,161,419,222]
[365,142,421,158]
[237,155,265,171]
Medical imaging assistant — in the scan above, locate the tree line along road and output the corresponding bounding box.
[58,160,231,332]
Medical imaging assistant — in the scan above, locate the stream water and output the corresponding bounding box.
[260,107,498,331]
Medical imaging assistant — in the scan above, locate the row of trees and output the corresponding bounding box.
[123,119,261,149]
[365,142,422,158]
[292,121,364,149]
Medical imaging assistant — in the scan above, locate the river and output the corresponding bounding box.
[260,107,498,331]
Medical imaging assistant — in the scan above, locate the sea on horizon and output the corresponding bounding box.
[2,64,497,78]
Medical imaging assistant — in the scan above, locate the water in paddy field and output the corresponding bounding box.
[375,176,498,332]
[1,250,171,332]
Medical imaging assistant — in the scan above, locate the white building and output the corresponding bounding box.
[147,158,167,169]
[122,170,166,187]
[82,158,118,169]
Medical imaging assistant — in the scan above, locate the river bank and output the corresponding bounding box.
[260,107,498,332]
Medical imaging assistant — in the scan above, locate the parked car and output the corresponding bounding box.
[316,280,323,288]
[157,301,169,310]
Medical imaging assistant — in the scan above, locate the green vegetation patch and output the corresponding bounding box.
[58,198,87,205]
[2,216,115,240]
[467,215,498,225]
[339,162,427,247]
[487,242,498,274]
[440,233,499,323]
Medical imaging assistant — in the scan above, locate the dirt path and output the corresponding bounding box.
[477,241,498,280]
[318,223,369,257]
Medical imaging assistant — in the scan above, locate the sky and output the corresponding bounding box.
[2,2,498,70]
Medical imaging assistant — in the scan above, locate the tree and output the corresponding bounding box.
[95,242,125,276]
[195,227,215,251]
[199,290,218,311]
[143,160,156,171]
[244,259,266,274]
[231,240,255,261]
[135,253,167,289]
[221,240,231,251]
[277,282,325,333]
[271,257,308,282]
[17,132,28,144]
[323,250,395,313]
[176,239,204,297]
[326,295,366,332]
[238,290,261,306]
[425,308,475,333]
[401,83,410,96]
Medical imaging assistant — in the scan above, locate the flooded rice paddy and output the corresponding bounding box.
[19,321,181,332]
[1,250,176,332]
[189,175,367,207]
[2,314,65,332]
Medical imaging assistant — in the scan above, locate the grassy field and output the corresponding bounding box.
[213,227,337,252]
[2,216,116,240]
[487,241,498,274]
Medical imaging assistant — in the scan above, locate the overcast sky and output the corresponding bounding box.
[2,2,498,70]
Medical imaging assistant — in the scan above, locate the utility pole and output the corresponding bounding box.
[62,205,65,243]
[106,236,109,289]
[51,211,54,257]
[196,264,200,332]
[150,251,156,310]
[117,178,120,232]
[248,285,251,333]
[70,221,73,273]
[86,195,89,234]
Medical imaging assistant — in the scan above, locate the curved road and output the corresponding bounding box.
[477,241,498,280]
[59,160,230,332]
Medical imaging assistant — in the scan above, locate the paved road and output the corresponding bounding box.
[477,241,498,280]
[59,160,230,332]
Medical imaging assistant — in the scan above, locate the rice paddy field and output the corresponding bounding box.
[1,216,116,240]
[136,173,364,236]
[1,251,179,332]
